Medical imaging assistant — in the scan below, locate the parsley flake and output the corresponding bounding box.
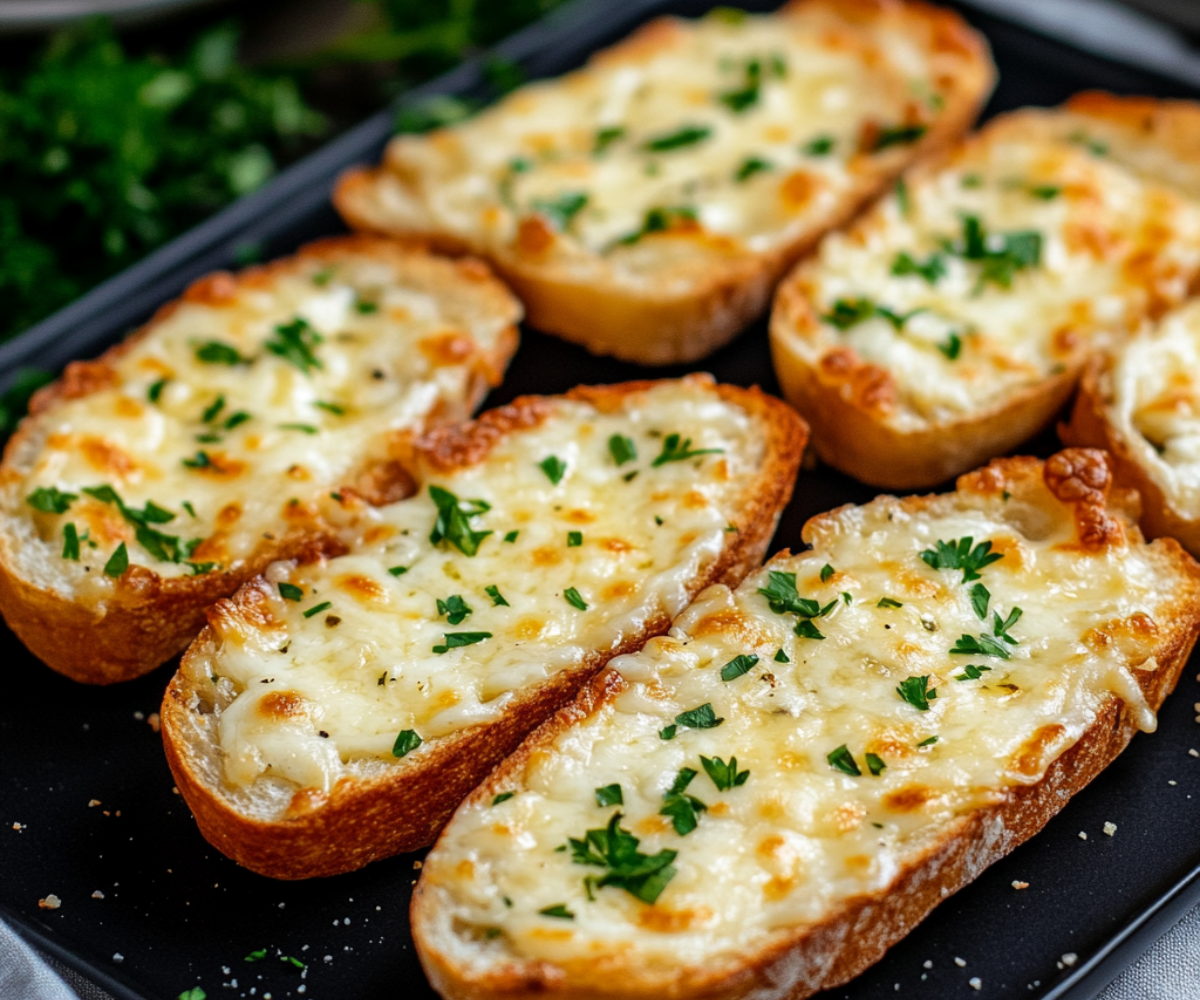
[148,378,168,403]
[493,791,515,806]
[503,530,519,543]
[871,123,927,151]
[194,340,244,365]
[820,563,835,583]
[757,571,836,618]
[719,653,759,682]
[388,565,408,576]
[278,582,303,601]
[917,735,939,747]
[432,631,493,654]
[566,812,677,904]
[264,317,323,373]
[877,597,903,609]
[828,744,861,776]
[896,674,937,711]
[939,215,1041,291]
[392,729,422,758]
[652,433,723,466]
[593,125,626,155]
[26,486,76,514]
[595,784,623,807]
[701,755,749,791]
[822,297,923,331]
[103,543,128,578]
[539,904,574,920]
[774,648,789,663]
[303,601,332,619]
[539,456,567,484]
[955,664,992,681]
[608,434,637,466]
[735,156,772,182]
[564,587,588,611]
[891,251,947,285]
[970,582,991,620]
[865,753,887,776]
[436,594,472,625]
[182,451,211,469]
[794,619,825,640]
[567,531,582,547]
[531,191,589,231]
[244,950,267,962]
[429,485,492,556]
[62,523,81,560]
[643,124,711,151]
[485,584,509,607]
[614,205,698,246]
[938,333,963,360]
[200,394,225,423]
[660,769,707,836]
[279,423,318,435]
[803,134,834,156]
[920,536,1002,582]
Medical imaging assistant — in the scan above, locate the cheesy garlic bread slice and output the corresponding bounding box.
[1066,298,1200,557]
[414,449,1200,1000]
[162,377,806,878]
[335,0,993,364]
[770,100,1200,489]
[0,237,520,684]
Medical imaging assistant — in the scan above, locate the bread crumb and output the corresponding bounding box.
[147,712,161,733]
[413,860,423,870]
[11,822,23,831]
[134,711,144,721]
[1012,880,1029,890]
[1103,822,1117,836]
[955,957,967,967]
[172,786,180,795]
[1062,953,1078,967]
[1078,831,1088,840]
[88,799,101,808]
[969,977,982,990]
[38,894,61,910]
[1170,780,1178,786]
[923,960,933,969]
[92,890,104,899]
[1190,749,1199,758]
[112,954,123,963]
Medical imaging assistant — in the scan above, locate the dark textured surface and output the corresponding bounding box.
[3,3,1200,999]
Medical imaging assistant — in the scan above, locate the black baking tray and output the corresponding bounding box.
[4,2,1200,998]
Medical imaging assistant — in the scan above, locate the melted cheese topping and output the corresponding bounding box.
[381,6,972,279]
[183,382,767,799]
[424,488,1171,974]
[777,111,1200,429]
[1110,299,1200,515]
[4,247,513,598]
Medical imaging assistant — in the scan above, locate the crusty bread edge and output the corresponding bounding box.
[161,378,809,879]
[334,0,995,365]
[411,450,1200,1000]
[0,236,521,684]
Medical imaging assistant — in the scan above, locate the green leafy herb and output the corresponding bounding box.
[919,536,1003,582]
[774,648,789,663]
[735,156,772,181]
[538,904,574,920]
[264,317,323,374]
[503,530,519,543]
[993,606,1022,643]
[244,950,267,962]
[614,205,698,246]
[937,332,963,360]
[195,341,244,365]
[794,619,825,640]
[485,584,509,607]
[871,123,927,151]
[280,956,305,970]
[531,191,589,230]
[608,434,637,466]
[104,542,128,577]
[182,450,211,469]
[757,571,835,618]
[917,735,939,747]
[436,594,472,625]
[224,411,251,430]
[895,177,910,217]
[177,990,206,1000]
[891,250,946,285]
[566,812,677,904]
[539,455,567,484]
[955,664,992,681]
[1068,131,1107,156]
[593,125,626,154]
[278,582,303,601]
[896,674,937,711]
[651,433,723,466]
[939,214,1042,291]
[644,124,712,151]
[827,744,861,776]
[803,134,834,156]
[279,422,318,434]
[432,631,493,654]
[392,729,422,758]
[148,378,169,403]
[313,400,345,415]
[62,523,81,560]
[354,299,378,315]
[701,755,749,791]
[81,485,190,564]
[388,565,408,576]
[820,563,835,583]
[720,653,759,682]
[302,601,332,618]
[969,582,990,620]
[877,597,903,609]
[660,771,707,836]
[865,753,886,776]
[493,791,515,806]
[200,394,225,423]
[595,784,623,807]
[1029,184,1061,200]
[26,486,76,514]
[564,587,588,611]
[567,531,582,547]
[822,297,922,331]
[949,618,1014,658]
[676,703,723,730]
[428,485,492,556]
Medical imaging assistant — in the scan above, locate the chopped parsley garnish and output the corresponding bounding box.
[186,561,218,576]
[593,125,626,154]
[643,124,712,152]
[566,812,676,904]
[265,317,323,374]
[195,340,245,365]
[539,455,567,484]
[717,55,784,114]
[970,582,991,620]
[62,523,80,560]
[955,664,992,681]
[803,134,834,156]
[757,571,836,618]
[313,400,345,415]
[719,653,759,682]
[950,609,1020,660]
[891,250,946,285]
[564,587,588,611]
[1029,184,1061,200]
[503,530,519,543]
[538,904,574,920]
[485,584,509,607]
[652,433,723,466]
[81,486,189,565]
[103,543,128,578]
[877,597,903,609]
[614,205,698,245]
[865,753,887,776]
[531,191,589,230]
[388,565,408,576]
[608,434,637,466]
[567,531,583,547]
[794,619,825,640]
[278,582,303,601]
[659,768,707,835]
[895,177,910,217]
[774,648,789,663]
[827,744,861,776]
[303,601,332,619]
[436,594,472,625]
[820,563,835,583]
[842,592,853,604]
[871,123,927,151]
[432,631,492,654]
[595,784,623,807]
[280,956,305,970]
[659,703,723,741]
[148,378,168,403]
[701,755,749,791]
[937,333,963,360]
[279,423,318,434]
[822,297,923,331]
[993,606,1022,642]
[493,791,515,806]
[244,950,267,962]
[392,729,422,758]
[224,411,251,430]
[354,299,379,315]
[178,990,206,1000]
[26,486,76,514]
[1069,131,1107,156]
[917,735,940,747]
[735,156,772,182]
[311,268,334,286]
[920,536,1002,582]
[428,485,492,556]
[896,674,937,711]
[939,214,1042,291]
[201,394,225,423]
[182,451,211,469]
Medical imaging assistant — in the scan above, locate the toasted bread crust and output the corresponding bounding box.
[0,236,520,684]
[161,379,808,879]
[412,451,1200,1000]
[334,0,993,365]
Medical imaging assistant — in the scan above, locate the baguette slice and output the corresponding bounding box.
[334,0,993,365]
[1065,298,1200,557]
[162,376,807,879]
[770,99,1200,490]
[0,236,520,684]
[414,449,1200,1000]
